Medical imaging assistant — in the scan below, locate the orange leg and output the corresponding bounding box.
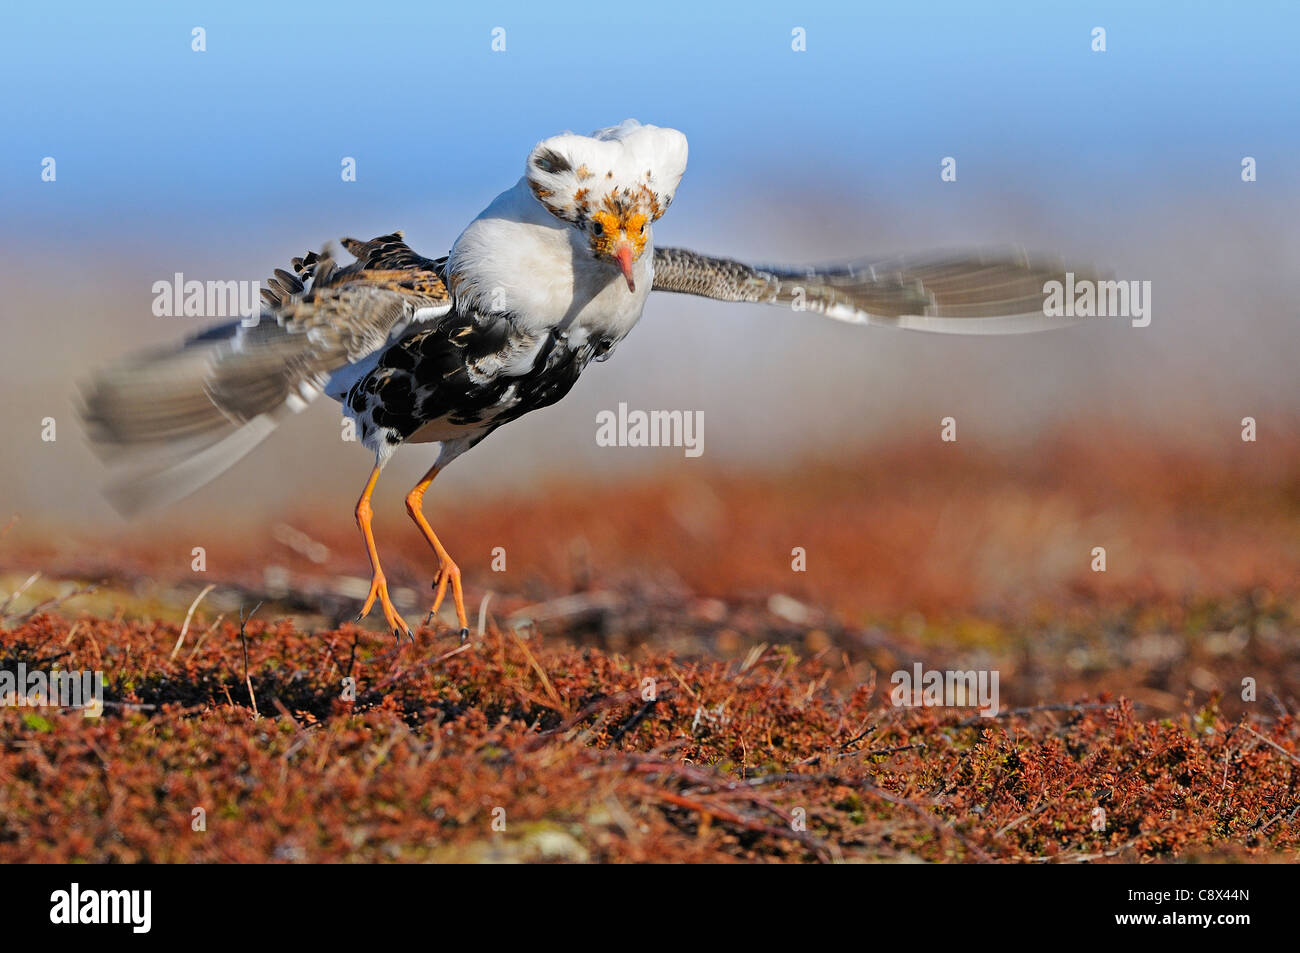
[404,462,469,639]
[355,463,413,641]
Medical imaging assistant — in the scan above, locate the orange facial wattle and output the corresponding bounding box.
[590,208,649,262]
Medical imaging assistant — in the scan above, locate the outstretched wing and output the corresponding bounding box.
[81,231,452,513]
[651,246,1094,334]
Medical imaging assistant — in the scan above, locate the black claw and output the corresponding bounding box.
[355,612,364,622]
[406,627,415,643]
[459,627,469,644]
[425,610,435,625]
[393,627,402,643]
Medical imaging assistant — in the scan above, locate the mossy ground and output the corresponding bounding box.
[2,434,1297,862]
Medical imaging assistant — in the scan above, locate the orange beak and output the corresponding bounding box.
[613,243,635,292]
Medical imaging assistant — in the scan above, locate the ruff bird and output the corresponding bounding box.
[82,119,1087,641]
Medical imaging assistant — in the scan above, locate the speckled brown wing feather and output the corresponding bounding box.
[84,232,452,448]
[81,232,453,513]
[652,246,1098,333]
[258,231,452,378]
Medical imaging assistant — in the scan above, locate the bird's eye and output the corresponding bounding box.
[592,221,604,236]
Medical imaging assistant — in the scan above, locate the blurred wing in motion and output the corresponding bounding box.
[652,246,1096,334]
[80,232,452,514]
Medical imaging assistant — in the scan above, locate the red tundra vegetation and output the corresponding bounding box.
[1,431,1297,862]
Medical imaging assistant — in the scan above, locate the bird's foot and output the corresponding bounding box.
[426,558,469,636]
[357,572,413,642]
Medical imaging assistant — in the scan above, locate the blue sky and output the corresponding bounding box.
[1,1,1297,518]
[4,0,1297,249]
